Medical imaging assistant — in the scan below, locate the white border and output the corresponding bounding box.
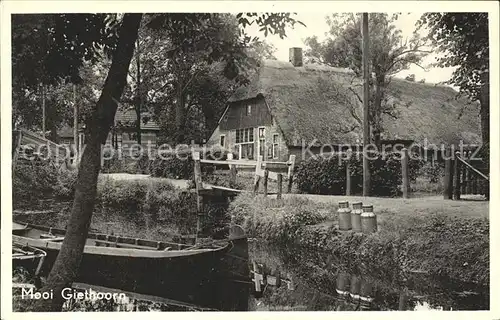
[1,1,499,320]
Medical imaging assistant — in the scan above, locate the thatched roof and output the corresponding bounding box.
[228,60,481,147]
[115,109,160,131]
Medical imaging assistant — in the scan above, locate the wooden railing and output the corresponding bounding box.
[12,129,69,169]
[191,151,296,240]
[443,150,489,200]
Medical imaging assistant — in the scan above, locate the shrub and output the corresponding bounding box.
[150,154,194,180]
[13,162,58,206]
[96,178,147,216]
[294,153,424,197]
[95,178,199,234]
[418,162,444,183]
[228,193,329,243]
[53,169,78,200]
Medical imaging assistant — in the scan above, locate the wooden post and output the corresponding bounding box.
[401,148,409,199]
[362,13,371,197]
[444,156,452,200]
[346,164,351,196]
[227,153,236,186]
[287,155,296,193]
[277,173,283,200]
[472,173,478,195]
[12,130,23,170]
[41,85,46,138]
[263,168,269,196]
[465,154,472,195]
[461,157,467,194]
[453,152,461,200]
[253,175,261,195]
[193,152,204,240]
[253,155,263,195]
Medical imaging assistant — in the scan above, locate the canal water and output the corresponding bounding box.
[18,237,485,312]
[13,198,489,311]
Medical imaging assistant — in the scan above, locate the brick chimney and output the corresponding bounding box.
[289,47,303,67]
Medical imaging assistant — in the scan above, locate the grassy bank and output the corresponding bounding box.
[228,193,489,289]
[14,175,230,241]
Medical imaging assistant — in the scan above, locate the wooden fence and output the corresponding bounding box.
[443,150,489,200]
[191,151,296,239]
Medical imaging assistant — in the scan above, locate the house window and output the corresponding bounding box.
[246,104,252,116]
[272,133,279,159]
[258,127,266,158]
[112,132,122,150]
[235,128,254,144]
[220,134,226,147]
[235,128,255,159]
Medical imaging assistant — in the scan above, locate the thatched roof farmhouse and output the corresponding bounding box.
[207,48,481,161]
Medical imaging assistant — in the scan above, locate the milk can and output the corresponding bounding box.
[337,201,352,231]
[349,275,361,300]
[359,277,374,303]
[351,202,363,232]
[361,205,377,234]
[336,271,350,295]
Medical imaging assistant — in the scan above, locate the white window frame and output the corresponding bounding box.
[220,134,226,148]
[246,104,252,116]
[257,127,266,158]
[235,128,255,159]
[272,133,279,159]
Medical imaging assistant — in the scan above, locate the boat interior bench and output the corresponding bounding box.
[94,239,171,251]
[40,234,65,242]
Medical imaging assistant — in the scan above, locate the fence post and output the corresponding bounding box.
[253,155,263,195]
[401,148,409,199]
[277,173,283,200]
[287,155,296,193]
[472,173,478,195]
[453,151,461,200]
[444,150,452,200]
[263,168,269,196]
[193,151,204,240]
[346,162,352,196]
[227,153,236,186]
[465,152,472,195]
[461,155,467,194]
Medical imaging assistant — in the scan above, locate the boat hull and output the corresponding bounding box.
[37,245,226,307]
[12,222,237,309]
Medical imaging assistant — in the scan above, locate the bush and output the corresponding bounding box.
[95,178,199,234]
[294,153,424,197]
[96,178,148,215]
[228,193,329,243]
[149,154,194,180]
[418,162,444,183]
[53,169,78,200]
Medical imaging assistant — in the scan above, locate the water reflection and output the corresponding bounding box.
[247,240,488,311]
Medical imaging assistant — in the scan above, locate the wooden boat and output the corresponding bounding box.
[12,241,47,278]
[12,221,247,308]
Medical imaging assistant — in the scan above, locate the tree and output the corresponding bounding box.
[15,12,302,311]
[12,14,118,137]
[304,13,430,147]
[417,13,489,161]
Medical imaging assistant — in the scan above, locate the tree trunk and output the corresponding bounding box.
[371,73,384,149]
[175,82,186,143]
[479,72,489,149]
[135,38,142,145]
[479,72,489,200]
[73,84,79,157]
[31,13,142,312]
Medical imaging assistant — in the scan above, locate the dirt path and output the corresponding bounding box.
[278,193,489,219]
[101,173,191,189]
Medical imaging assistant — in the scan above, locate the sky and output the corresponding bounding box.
[246,12,456,85]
